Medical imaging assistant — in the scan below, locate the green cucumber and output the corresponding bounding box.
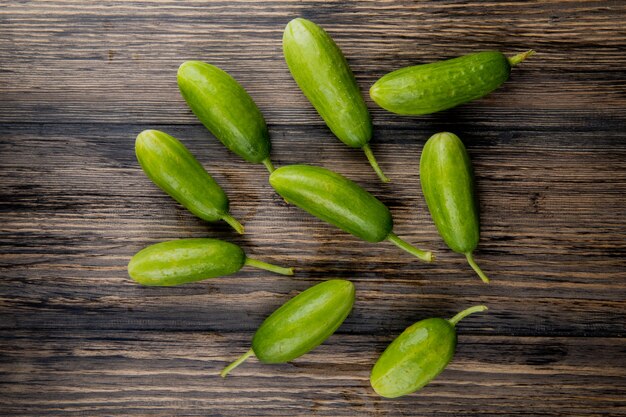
[283,18,388,182]
[128,238,294,286]
[370,50,534,115]
[177,61,275,173]
[370,305,488,398]
[221,279,355,376]
[420,132,489,283]
[269,165,433,262]
[135,129,244,234]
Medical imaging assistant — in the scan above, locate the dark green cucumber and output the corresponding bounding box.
[283,18,388,182]
[370,50,534,115]
[370,305,488,398]
[135,129,244,234]
[177,61,275,173]
[420,132,488,283]
[128,238,294,286]
[269,165,433,262]
[221,279,355,377]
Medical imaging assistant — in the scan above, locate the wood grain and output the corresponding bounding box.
[2,331,625,416]
[1,0,625,416]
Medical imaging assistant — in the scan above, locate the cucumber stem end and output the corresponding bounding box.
[222,214,245,234]
[262,158,276,174]
[363,144,390,183]
[245,257,294,276]
[448,305,488,326]
[508,49,535,66]
[220,348,255,378]
[465,252,490,283]
[387,233,434,262]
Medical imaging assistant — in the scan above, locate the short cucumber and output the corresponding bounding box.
[371,305,488,398]
[370,50,534,115]
[283,18,389,182]
[135,129,244,234]
[177,61,275,173]
[420,132,489,283]
[269,165,433,262]
[221,279,355,377]
[128,238,294,286]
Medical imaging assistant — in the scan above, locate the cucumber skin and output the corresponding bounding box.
[283,18,372,148]
[135,129,229,223]
[177,61,271,163]
[370,318,456,398]
[420,132,479,253]
[269,165,392,242]
[253,279,355,363]
[128,239,245,286]
[370,51,511,115]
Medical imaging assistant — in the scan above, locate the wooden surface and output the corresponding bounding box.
[1,1,625,415]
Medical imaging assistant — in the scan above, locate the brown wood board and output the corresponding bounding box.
[1,1,625,416]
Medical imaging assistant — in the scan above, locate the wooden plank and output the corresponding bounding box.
[1,331,625,416]
[1,0,625,415]
[1,123,625,338]
[1,1,625,124]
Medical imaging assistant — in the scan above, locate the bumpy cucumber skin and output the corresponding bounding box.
[252,279,355,363]
[128,238,245,286]
[177,61,271,163]
[135,129,230,223]
[370,318,456,398]
[269,165,392,242]
[370,51,511,115]
[420,132,479,254]
[283,18,372,148]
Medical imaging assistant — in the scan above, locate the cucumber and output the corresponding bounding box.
[420,132,488,283]
[177,61,275,173]
[371,305,488,398]
[135,129,244,234]
[221,279,355,376]
[128,238,294,286]
[270,164,433,262]
[370,50,534,115]
[283,18,389,182]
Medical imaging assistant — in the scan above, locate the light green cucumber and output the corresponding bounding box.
[269,165,433,262]
[177,61,275,173]
[420,132,488,283]
[128,238,293,286]
[283,18,388,182]
[371,50,534,115]
[135,129,244,234]
[371,305,488,398]
[221,279,355,377]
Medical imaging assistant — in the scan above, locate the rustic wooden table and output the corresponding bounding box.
[1,1,625,416]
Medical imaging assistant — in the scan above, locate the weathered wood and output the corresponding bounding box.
[1,0,625,415]
[1,331,625,416]
[1,1,625,125]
